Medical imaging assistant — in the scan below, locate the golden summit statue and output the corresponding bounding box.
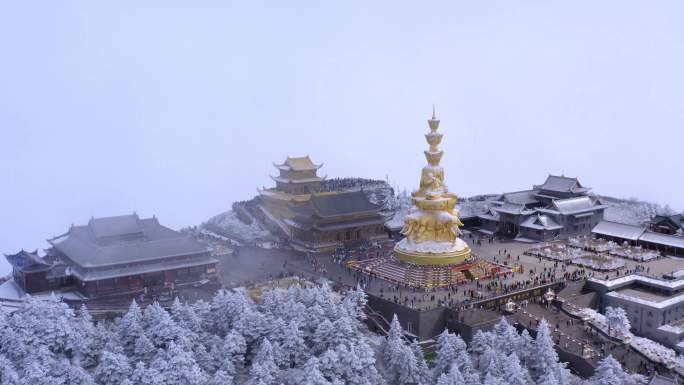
[394,107,472,266]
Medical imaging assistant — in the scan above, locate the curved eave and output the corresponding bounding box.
[313,209,382,220]
[270,175,323,184]
[274,163,292,171]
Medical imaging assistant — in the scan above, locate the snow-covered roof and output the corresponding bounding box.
[499,190,539,206]
[477,208,500,221]
[534,175,591,194]
[650,214,684,231]
[606,290,684,310]
[0,279,27,302]
[657,324,684,335]
[48,215,209,268]
[639,232,684,249]
[550,196,605,215]
[87,214,144,240]
[494,203,535,215]
[589,274,684,292]
[520,214,563,230]
[666,269,684,280]
[302,190,382,218]
[274,156,322,171]
[592,221,684,250]
[592,221,646,241]
[4,250,50,273]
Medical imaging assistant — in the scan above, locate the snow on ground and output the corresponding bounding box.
[203,210,272,243]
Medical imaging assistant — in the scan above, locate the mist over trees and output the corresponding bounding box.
[0,283,642,385]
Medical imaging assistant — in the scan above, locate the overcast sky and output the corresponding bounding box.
[1,1,683,275]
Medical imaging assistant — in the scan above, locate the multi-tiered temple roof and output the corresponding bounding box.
[273,156,323,172]
[47,214,213,281]
[269,156,325,187]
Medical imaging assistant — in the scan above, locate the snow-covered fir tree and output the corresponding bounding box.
[0,283,649,385]
[436,364,466,385]
[248,338,278,385]
[588,355,644,385]
[94,350,131,385]
[302,357,332,385]
[605,307,631,336]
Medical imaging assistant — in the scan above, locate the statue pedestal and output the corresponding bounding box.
[394,238,472,266]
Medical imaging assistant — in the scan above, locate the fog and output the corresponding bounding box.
[1,1,683,275]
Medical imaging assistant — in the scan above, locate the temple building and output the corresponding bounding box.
[256,156,391,252]
[285,190,388,251]
[4,214,218,298]
[393,108,472,266]
[587,274,684,354]
[258,156,325,219]
[592,220,684,257]
[649,214,684,236]
[4,250,67,294]
[477,175,608,241]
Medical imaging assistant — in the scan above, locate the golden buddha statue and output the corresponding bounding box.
[394,107,472,266]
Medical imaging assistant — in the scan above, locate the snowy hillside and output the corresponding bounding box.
[599,195,678,225]
[202,210,273,243]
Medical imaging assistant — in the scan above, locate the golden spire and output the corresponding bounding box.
[393,108,471,266]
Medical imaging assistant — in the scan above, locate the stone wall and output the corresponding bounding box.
[366,293,449,340]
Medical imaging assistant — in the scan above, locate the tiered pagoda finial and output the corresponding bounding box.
[393,108,471,266]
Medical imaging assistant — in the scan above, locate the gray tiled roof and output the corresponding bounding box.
[550,196,605,214]
[477,208,500,221]
[500,190,540,206]
[88,214,143,240]
[535,175,591,194]
[639,232,684,249]
[494,203,536,215]
[651,214,684,231]
[520,214,563,230]
[274,156,322,171]
[4,250,50,273]
[313,216,387,231]
[592,221,646,241]
[308,190,381,218]
[48,215,208,268]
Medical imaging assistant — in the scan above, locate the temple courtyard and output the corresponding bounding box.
[212,235,684,311]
